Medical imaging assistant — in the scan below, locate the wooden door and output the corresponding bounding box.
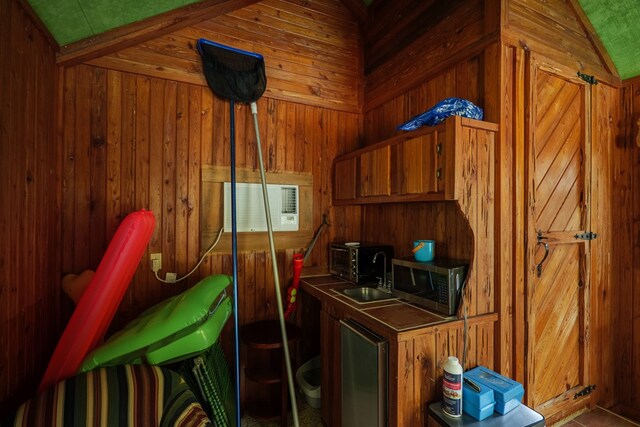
[395,133,440,195]
[359,145,391,197]
[524,55,593,416]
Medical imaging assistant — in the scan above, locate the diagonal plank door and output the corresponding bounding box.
[525,55,592,415]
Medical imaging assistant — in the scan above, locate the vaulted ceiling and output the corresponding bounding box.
[26,0,640,80]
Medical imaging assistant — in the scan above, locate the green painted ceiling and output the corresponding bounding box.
[27,0,640,80]
[27,0,202,46]
[579,0,640,80]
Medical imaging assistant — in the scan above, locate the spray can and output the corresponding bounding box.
[442,356,463,417]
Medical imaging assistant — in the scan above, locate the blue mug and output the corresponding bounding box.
[413,240,435,262]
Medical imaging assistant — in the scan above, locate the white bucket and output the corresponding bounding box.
[296,355,321,409]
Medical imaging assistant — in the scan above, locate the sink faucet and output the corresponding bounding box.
[372,252,390,291]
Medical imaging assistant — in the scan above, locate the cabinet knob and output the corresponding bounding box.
[436,143,442,155]
[436,168,442,180]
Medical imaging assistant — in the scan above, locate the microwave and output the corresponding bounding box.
[391,257,468,316]
[329,243,394,284]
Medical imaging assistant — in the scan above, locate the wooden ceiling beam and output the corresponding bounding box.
[57,0,261,66]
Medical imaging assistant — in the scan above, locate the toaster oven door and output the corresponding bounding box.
[329,246,353,281]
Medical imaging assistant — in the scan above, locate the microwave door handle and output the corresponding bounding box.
[410,268,416,287]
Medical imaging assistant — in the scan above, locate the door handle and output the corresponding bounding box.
[536,231,549,278]
[536,242,550,278]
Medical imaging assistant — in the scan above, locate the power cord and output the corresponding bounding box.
[153,227,224,284]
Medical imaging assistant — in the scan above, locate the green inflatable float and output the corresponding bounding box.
[80,275,233,372]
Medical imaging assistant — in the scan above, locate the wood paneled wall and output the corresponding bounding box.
[0,0,60,412]
[0,0,362,413]
[59,70,362,331]
[363,203,472,262]
[614,77,640,421]
[363,0,495,113]
[504,0,618,84]
[86,0,362,113]
[58,0,363,375]
[364,0,478,73]
[363,56,484,145]
[587,81,617,409]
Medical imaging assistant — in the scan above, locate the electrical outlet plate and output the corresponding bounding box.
[150,253,162,272]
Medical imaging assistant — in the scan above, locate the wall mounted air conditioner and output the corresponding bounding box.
[223,182,299,232]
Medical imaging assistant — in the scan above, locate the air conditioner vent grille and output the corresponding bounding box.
[223,182,299,232]
[281,187,297,214]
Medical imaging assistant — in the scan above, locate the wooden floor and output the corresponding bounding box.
[557,407,640,427]
[239,401,640,427]
[241,405,638,427]
[240,394,323,426]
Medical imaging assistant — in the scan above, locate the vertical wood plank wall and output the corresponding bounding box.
[86,0,362,113]
[363,0,492,117]
[589,82,617,409]
[56,0,363,407]
[0,0,60,411]
[614,77,640,420]
[60,65,361,328]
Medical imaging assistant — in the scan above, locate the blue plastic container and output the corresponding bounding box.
[462,379,495,420]
[465,366,524,415]
[494,395,525,415]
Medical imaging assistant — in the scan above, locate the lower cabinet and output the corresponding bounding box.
[320,303,497,427]
[320,307,342,427]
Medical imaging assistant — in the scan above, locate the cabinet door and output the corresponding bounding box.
[334,157,357,201]
[320,309,342,427]
[396,132,444,196]
[359,145,391,197]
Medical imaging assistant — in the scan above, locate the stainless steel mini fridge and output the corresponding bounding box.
[340,319,388,427]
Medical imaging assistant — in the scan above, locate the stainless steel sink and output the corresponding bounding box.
[342,287,395,303]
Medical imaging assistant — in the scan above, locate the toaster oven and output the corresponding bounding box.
[329,242,394,284]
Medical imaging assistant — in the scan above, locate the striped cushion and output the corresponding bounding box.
[3,365,212,427]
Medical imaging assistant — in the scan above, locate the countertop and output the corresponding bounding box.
[301,275,459,338]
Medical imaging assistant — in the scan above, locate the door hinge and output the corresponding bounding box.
[574,384,596,399]
[574,231,598,240]
[577,72,598,85]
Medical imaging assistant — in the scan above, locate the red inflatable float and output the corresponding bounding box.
[39,210,156,392]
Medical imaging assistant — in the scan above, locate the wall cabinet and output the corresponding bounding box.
[333,116,496,205]
[359,145,392,197]
[395,132,444,196]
